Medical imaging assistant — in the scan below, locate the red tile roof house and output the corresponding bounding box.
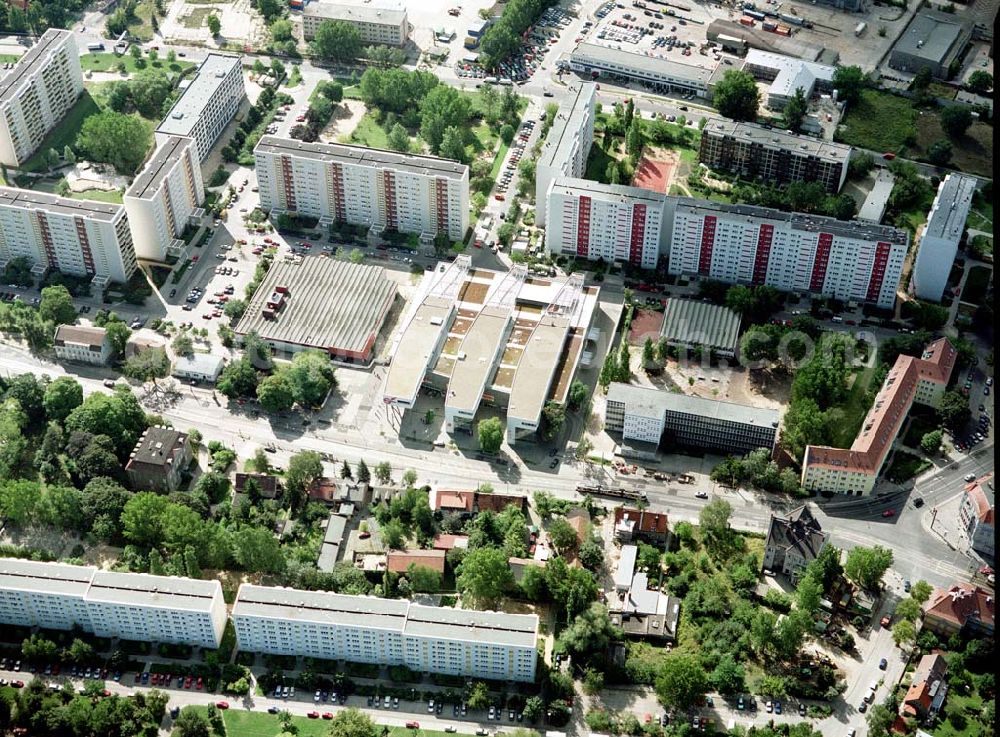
[234,472,280,499]
[613,507,669,544]
[923,583,995,639]
[432,534,469,551]
[430,490,527,516]
[902,652,948,721]
[386,549,446,575]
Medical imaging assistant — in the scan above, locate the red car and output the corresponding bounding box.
[882,152,896,160]
[10,680,23,688]
[323,713,335,720]
[474,239,483,248]
[296,115,306,122]
[307,711,320,719]
[196,677,203,690]
[882,509,895,518]
[216,701,229,710]
[494,194,505,201]
[191,255,199,262]
[405,722,420,729]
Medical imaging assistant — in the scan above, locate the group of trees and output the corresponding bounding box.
[729,179,859,221]
[312,19,363,61]
[221,84,285,165]
[76,109,152,175]
[104,69,178,119]
[290,80,344,142]
[478,0,557,68]
[599,339,632,390]
[713,69,761,122]
[711,447,801,495]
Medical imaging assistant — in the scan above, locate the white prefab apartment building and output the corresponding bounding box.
[535,82,596,226]
[546,177,666,269]
[232,585,539,682]
[124,136,205,262]
[665,197,909,309]
[0,29,84,167]
[302,1,408,45]
[156,53,245,161]
[0,187,137,286]
[254,136,469,242]
[911,174,977,302]
[0,560,228,649]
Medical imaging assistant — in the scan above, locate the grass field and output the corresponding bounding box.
[79,52,194,75]
[933,691,987,737]
[181,7,217,28]
[962,265,992,304]
[20,91,102,172]
[0,53,22,64]
[348,113,392,148]
[835,90,918,154]
[911,112,993,178]
[828,366,877,448]
[967,194,993,232]
[219,709,333,737]
[490,140,509,179]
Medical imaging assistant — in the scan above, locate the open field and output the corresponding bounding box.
[835,90,917,154]
[828,366,877,449]
[217,709,332,737]
[911,112,993,178]
[181,7,218,28]
[20,92,102,172]
[79,52,195,75]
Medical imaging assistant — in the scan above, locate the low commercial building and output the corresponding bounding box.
[156,54,245,161]
[613,544,638,592]
[386,549,446,575]
[302,1,408,45]
[0,187,137,287]
[922,583,994,639]
[255,137,469,243]
[664,197,909,310]
[959,479,994,558]
[53,325,111,365]
[659,298,742,359]
[535,83,596,226]
[742,50,836,110]
[0,559,227,648]
[857,169,895,224]
[762,506,828,581]
[234,255,396,364]
[545,178,666,269]
[802,339,956,495]
[125,426,191,492]
[317,513,348,572]
[605,383,779,455]
[568,43,712,99]
[699,120,851,194]
[889,10,971,79]
[911,174,977,302]
[706,19,827,62]
[0,29,84,167]
[232,585,539,681]
[124,136,205,262]
[383,257,600,444]
[172,353,224,383]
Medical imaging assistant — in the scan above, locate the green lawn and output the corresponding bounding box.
[932,691,987,737]
[69,188,124,204]
[967,194,992,232]
[885,451,932,483]
[0,53,22,64]
[347,113,391,148]
[829,366,878,448]
[20,91,103,172]
[835,89,918,154]
[962,265,992,304]
[490,140,509,180]
[79,52,194,75]
[219,709,333,737]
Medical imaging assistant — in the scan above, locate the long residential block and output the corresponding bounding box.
[535,82,596,226]
[232,584,539,682]
[255,136,469,241]
[0,187,137,285]
[664,197,908,309]
[0,29,84,167]
[911,174,977,302]
[545,177,665,269]
[124,136,205,262]
[802,338,956,496]
[699,119,851,194]
[302,1,408,45]
[156,53,245,161]
[0,559,227,649]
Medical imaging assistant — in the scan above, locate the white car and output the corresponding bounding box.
[695,491,708,499]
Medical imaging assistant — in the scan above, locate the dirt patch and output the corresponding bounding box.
[321,99,366,142]
[627,307,664,344]
[631,147,679,194]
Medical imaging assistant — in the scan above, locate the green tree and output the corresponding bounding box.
[557,602,620,667]
[466,681,491,711]
[66,388,148,459]
[174,707,212,737]
[284,450,323,514]
[206,13,221,35]
[844,545,893,591]
[406,563,441,593]
[217,357,258,399]
[121,492,170,547]
[548,517,580,552]
[256,371,295,412]
[286,350,336,407]
[920,429,943,454]
[832,65,867,105]
[374,461,392,484]
[457,546,513,606]
[578,537,604,571]
[420,85,472,152]
[43,376,83,423]
[655,652,709,710]
[356,458,371,484]
[326,708,380,737]
[710,654,746,695]
[713,69,760,121]
[232,525,286,573]
[122,347,170,384]
[22,634,60,660]
[567,380,589,411]
[783,86,808,133]
[312,19,362,61]
[795,572,824,615]
[910,580,932,604]
[698,498,732,552]
[937,389,971,428]
[477,416,504,453]
[967,70,993,94]
[38,285,77,325]
[172,333,194,357]
[66,637,96,664]
[105,320,131,356]
[940,105,973,138]
[386,122,410,152]
[75,110,152,174]
[270,17,293,42]
[927,139,953,166]
[438,125,468,164]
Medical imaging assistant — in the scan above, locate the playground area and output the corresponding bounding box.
[631,147,679,195]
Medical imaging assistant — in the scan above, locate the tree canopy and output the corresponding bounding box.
[712,69,760,121]
[312,19,362,61]
[76,110,152,175]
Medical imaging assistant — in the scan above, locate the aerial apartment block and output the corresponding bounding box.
[0,559,228,649]
[254,136,469,242]
[911,174,977,302]
[156,53,245,161]
[302,1,409,45]
[699,120,851,194]
[0,29,84,167]
[664,197,908,309]
[802,338,956,495]
[0,187,137,286]
[545,177,666,269]
[605,382,779,457]
[535,82,596,226]
[232,585,539,682]
[124,136,205,262]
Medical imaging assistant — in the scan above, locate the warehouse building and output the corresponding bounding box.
[699,120,851,194]
[911,174,977,302]
[568,43,713,99]
[664,197,909,309]
[802,339,956,495]
[535,83,596,226]
[0,29,84,167]
[302,1,408,45]
[0,187,137,287]
[659,298,742,359]
[742,50,836,110]
[124,136,206,262]
[605,382,779,456]
[545,177,667,269]
[706,20,828,62]
[889,10,971,79]
[156,53,245,161]
[0,559,228,649]
[234,255,396,364]
[382,256,600,444]
[232,584,539,682]
[255,137,469,243]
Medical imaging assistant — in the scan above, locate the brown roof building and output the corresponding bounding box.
[234,472,280,499]
[432,534,469,551]
[430,489,527,516]
[923,583,995,639]
[386,549,446,575]
[902,652,948,719]
[125,426,191,492]
[613,507,668,544]
[803,339,956,496]
[53,325,111,366]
